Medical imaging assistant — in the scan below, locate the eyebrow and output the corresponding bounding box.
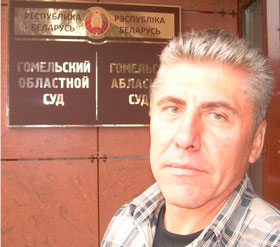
[157,96,185,107]
[201,102,238,115]
[156,97,238,115]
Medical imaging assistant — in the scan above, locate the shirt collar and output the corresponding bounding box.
[130,183,164,225]
[196,174,255,245]
[129,175,254,244]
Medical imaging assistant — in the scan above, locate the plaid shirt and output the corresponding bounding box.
[101,175,280,247]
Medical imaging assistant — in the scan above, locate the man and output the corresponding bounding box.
[101,29,280,247]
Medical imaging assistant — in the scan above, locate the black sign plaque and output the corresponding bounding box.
[8,1,180,126]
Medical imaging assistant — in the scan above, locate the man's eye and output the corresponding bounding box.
[166,106,179,114]
[210,112,225,120]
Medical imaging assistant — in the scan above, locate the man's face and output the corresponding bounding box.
[150,60,265,209]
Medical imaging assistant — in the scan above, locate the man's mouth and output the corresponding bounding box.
[166,164,203,176]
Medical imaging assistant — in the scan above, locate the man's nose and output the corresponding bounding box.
[174,112,201,151]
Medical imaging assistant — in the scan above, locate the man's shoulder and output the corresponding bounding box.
[223,194,280,247]
[238,196,280,246]
[101,183,164,247]
[107,183,162,227]
[249,197,280,231]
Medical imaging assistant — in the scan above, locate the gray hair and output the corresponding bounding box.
[151,29,274,128]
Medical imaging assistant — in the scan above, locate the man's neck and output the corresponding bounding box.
[163,195,229,235]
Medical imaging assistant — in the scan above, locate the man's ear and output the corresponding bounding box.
[249,120,267,164]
